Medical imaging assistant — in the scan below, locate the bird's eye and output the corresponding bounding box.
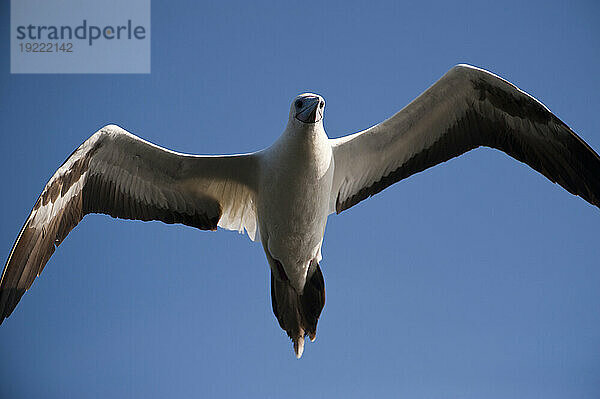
[319,101,324,109]
[295,99,303,109]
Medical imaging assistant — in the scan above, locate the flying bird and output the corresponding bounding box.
[2,64,600,358]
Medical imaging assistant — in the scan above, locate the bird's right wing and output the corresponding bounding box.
[1,124,259,324]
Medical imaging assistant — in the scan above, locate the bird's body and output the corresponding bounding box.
[2,65,600,358]
[258,108,333,292]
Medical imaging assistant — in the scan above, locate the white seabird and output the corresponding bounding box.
[2,64,600,358]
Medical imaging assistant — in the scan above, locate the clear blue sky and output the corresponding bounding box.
[1,1,599,398]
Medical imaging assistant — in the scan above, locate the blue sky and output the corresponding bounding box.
[1,1,599,398]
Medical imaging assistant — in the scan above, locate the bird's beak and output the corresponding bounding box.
[295,97,323,123]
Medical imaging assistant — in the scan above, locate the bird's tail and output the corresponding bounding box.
[271,263,325,358]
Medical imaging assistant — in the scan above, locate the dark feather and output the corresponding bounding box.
[271,263,325,352]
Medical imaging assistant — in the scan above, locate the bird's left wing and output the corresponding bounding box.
[0,124,259,324]
[330,64,600,213]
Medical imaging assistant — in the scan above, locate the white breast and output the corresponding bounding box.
[256,125,334,268]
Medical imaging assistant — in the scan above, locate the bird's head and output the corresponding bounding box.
[288,93,325,127]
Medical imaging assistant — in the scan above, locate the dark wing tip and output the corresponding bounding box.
[0,221,55,325]
[0,287,25,325]
[470,76,600,209]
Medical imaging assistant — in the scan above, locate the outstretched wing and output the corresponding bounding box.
[330,64,600,213]
[0,124,259,324]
